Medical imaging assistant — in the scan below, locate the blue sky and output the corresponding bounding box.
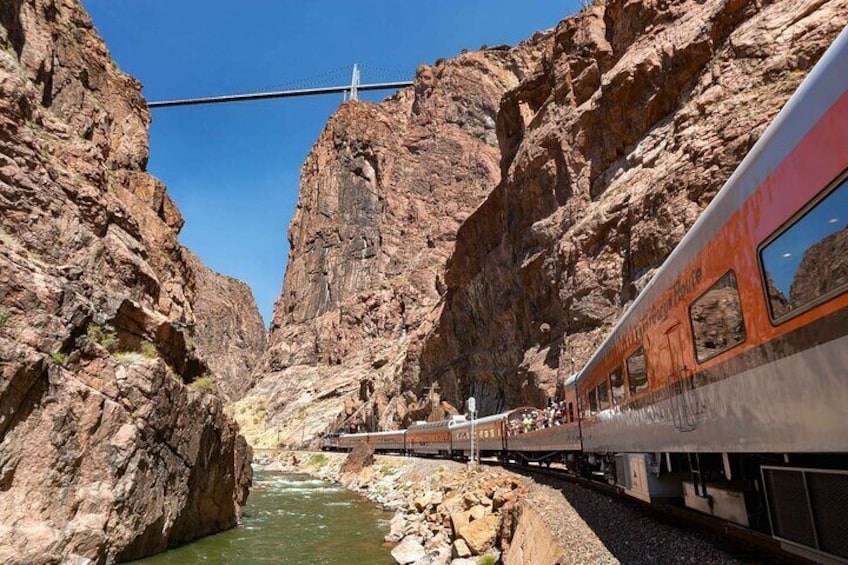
[81,1,577,325]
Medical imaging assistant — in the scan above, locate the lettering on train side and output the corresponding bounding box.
[613,268,703,356]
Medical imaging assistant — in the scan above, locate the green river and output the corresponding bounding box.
[137,470,394,564]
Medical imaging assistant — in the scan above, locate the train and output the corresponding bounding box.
[323,26,848,564]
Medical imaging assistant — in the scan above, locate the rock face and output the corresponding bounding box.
[418,0,848,414]
[0,1,261,562]
[256,0,848,437]
[250,38,551,444]
[183,250,266,401]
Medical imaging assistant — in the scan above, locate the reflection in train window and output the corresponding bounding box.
[598,380,610,411]
[588,389,598,414]
[610,367,626,404]
[761,174,848,320]
[689,271,746,363]
[627,348,649,395]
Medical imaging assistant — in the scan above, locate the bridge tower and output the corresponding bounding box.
[349,63,361,101]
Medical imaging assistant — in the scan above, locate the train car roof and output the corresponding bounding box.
[578,27,848,383]
[367,430,405,436]
[408,419,451,430]
[450,412,509,430]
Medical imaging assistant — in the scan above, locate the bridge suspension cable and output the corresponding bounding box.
[148,63,413,108]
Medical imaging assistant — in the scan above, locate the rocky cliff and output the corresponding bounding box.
[420,0,848,414]
[255,0,847,437]
[183,250,267,402]
[249,38,551,444]
[0,1,262,562]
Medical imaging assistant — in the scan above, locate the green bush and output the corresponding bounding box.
[87,324,118,352]
[139,341,157,359]
[308,453,328,468]
[189,374,215,394]
[477,556,496,565]
[0,306,8,327]
[50,352,67,366]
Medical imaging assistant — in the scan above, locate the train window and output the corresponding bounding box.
[610,367,625,404]
[588,389,598,414]
[597,380,610,411]
[760,173,848,321]
[568,402,574,422]
[689,271,746,363]
[626,348,649,395]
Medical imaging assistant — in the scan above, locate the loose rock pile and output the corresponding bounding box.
[384,467,524,565]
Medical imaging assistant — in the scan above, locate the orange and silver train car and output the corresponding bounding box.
[329,430,406,452]
[451,413,508,458]
[576,26,848,562]
[405,416,466,456]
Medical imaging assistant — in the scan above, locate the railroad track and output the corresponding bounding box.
[488,459,810,565]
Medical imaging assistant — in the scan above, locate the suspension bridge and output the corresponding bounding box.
[148,64,413,108]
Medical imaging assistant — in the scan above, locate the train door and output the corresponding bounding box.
[664,323,697,432]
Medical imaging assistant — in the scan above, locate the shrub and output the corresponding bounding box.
[50,352,67,365]
[189,374,215,394]
[139,341,157,359]
[87,324,118,352]
[308,453,328,468]
[0,306,8,327]
[477,556,496,565]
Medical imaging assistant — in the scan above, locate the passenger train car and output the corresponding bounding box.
[323,27,848,564]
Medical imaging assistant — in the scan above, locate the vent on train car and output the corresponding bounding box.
[615,454,632,490]
[762,466,848,562]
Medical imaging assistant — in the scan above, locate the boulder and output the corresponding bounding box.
[458,514,500,555]
[340,444,375,474]
[391,537,427,565]
[452,539,472,559]
[493,489,516,511]
[469,505,487,521]
[449,510,471,537]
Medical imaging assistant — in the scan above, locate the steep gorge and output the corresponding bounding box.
[0,1,264,562]
[253,0,848,441]
[249,37,551,443]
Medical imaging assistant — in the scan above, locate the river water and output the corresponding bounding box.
[137,470,394,564]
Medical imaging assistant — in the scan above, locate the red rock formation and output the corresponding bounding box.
[0,1,262,562]
[251,39,550,443]
[256,0,847,435]
[419,0,848,414]
[183,250,267,402]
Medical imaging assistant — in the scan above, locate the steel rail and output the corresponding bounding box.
[148,81,414,108]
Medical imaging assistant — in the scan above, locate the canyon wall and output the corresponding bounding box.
[255,0,847,439]
[249,37,551,444]
[419,0,848,414]
[0,1,262,562]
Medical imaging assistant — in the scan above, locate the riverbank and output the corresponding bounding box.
[136,470,392,564]
[260,450,760,565]
[258,450,572,565]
